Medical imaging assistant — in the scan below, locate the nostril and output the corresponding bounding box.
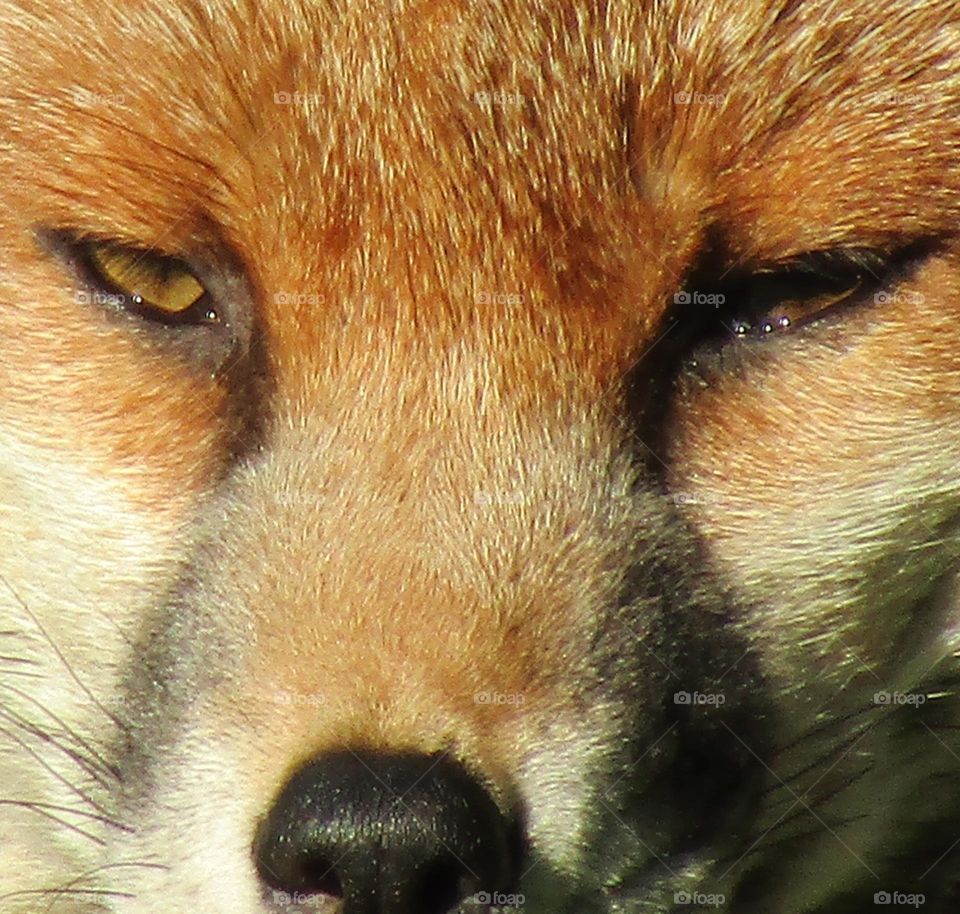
[254,749,518,914]
[299,857,343,900]
[415,858,478,914]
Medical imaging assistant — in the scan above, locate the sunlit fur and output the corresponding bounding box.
[1,0,960,911]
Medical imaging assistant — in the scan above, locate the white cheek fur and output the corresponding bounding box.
[0,432,189,909]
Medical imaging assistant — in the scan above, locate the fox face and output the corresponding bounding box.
[2,0,960,912]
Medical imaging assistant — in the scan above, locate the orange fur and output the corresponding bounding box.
[2,1,960,912]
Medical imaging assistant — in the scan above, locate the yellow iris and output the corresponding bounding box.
[86,243,206,315]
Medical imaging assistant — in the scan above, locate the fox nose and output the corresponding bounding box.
[254,750,517,914]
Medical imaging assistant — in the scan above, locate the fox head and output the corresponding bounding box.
[2,1,960,912]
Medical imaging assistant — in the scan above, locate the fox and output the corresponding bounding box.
[2,0,960,911]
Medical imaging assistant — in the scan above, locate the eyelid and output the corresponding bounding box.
[751,238,940,288]
[84,242,207,315]
[78,241,218,325]
[41,229,221,326]
[670,237,941,376]
[33,225,252,378]
[715,240,938,337]
[754,247,890,279]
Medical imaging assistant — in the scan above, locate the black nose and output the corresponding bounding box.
[254,750,518,914]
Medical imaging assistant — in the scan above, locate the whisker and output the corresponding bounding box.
[42,861,171,913]
[0,574,128,735]
[0,799,105,845]
[0,681,122,782]
[0,704,117,790]
[0,719,115,819]
[0,798,125,827]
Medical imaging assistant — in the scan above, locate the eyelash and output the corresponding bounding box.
[76,243,219,326]
[682,244,929,351]
[40,229,220,327]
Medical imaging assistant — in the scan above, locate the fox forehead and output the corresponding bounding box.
[6,0,957,347]
[1,0,957,556]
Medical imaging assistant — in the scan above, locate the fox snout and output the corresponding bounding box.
[254,750,518,913]
[104,324,760,913]
[12,1,959,910]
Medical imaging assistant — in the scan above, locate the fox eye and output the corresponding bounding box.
[678,242,934,353]
[76,239,219,325]
[725,255,871,337]
[710,248,888,341]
